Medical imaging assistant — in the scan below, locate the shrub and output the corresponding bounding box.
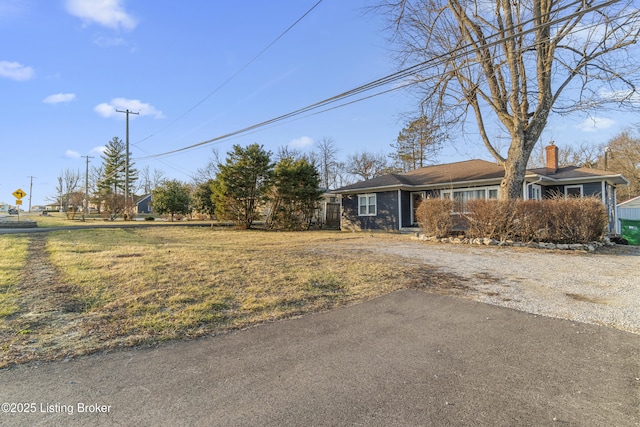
[543,197,607,243]
[464,199,519,242]
[418,196,608,244]
[514,200,548,243]
[415,199,454,238]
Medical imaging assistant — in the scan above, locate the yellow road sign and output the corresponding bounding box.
[15,199,23,205]
[13,189,26,199]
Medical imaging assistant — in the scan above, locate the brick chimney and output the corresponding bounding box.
[545,141,558,173]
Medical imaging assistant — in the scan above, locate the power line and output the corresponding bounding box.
[132,0,325,148]
[136,0,630,160]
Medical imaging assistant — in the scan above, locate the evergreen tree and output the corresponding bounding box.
[211,144,273,229]
[390,116,442,172]
[193,179,216,219]
[98,136,138,195]
[267,158,323,230]
[152,180,192,221]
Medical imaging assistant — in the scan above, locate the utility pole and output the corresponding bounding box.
[116,109,139,219]
[27,176,36,212]
[81,155,94,219]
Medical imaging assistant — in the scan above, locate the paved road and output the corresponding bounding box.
[1,290,638,426]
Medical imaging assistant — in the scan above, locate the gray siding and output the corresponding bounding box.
[341,191,399,231]
[400,191,412,228]
[583,182,602,197]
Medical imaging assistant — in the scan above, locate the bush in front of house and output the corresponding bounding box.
[415,199,454,238]
[464,199,519,242]
[542,197,608,244]
[418,197,608,244]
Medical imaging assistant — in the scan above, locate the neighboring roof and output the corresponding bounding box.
[135,194,152,204]
[333,159,629,193]
[618,195,640,208]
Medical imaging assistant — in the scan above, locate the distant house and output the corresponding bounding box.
[136,194,153,214]
[44,203,62,212]
[333,143,628,233]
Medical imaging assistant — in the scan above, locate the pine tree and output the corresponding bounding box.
[98,137,138,195]
[390,116,442,172]
[210,143,273,229]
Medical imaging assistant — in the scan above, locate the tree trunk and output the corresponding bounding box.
[499,136,533,200]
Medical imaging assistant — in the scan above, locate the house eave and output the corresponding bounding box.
[331,177,503,194]
[526,173,629,186]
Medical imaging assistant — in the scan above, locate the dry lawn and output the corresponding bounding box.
[0,228,458,368]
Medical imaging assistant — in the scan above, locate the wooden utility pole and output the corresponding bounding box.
[81,155,94,218]
[116,109,139,219]
[27,176,36,212]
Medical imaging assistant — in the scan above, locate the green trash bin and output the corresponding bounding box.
[620,219,640,246]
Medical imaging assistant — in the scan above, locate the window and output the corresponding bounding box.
[527,184,542,200]
[441,186,500,212]
[358,194,376,216]
[565,185,583,198]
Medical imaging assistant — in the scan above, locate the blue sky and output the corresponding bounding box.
[0,0,632,207]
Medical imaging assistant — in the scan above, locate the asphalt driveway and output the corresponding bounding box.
[1,290,638,426]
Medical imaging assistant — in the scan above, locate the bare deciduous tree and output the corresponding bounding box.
[139,166,166,194]
[347,152,391,180]
[314,137,340,190]
[528,141,602,168]
[380,0,640,199]
[53,169,81,212]
[391,115,443,172]
[604,129,640,201]
[193,148,221,184]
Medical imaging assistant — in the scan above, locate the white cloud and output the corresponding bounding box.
[94,98,164,119]
[42,93,76,104]
[65,150,81,159]
[288,136,314,149]
[91,146,106,155]
[0,60,34,81]
[576,117,616,133]
[65,0,137,31]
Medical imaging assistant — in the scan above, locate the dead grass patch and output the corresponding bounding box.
[0,235,29,319]
[0,229,460,368]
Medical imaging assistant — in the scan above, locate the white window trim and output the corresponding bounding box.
[564,184,583,198]
[440,186,500,213]
[358,194,377,216]
[440,186,500,201]
[527,183,542,201]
